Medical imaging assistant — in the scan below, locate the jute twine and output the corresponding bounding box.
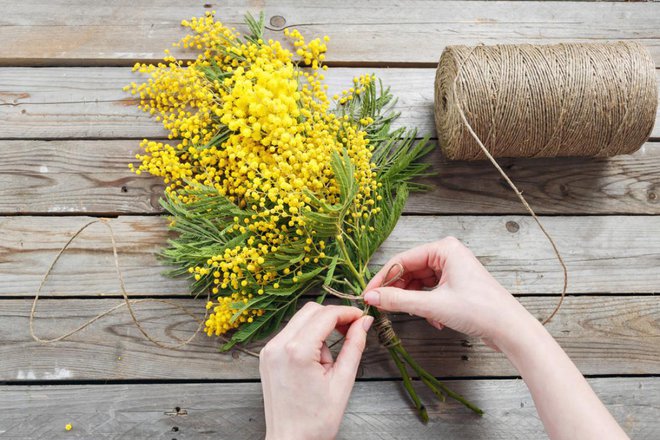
[325,263,404,348]
[432,41,657,326]
[29,218,259,357]
[435,42,657,160]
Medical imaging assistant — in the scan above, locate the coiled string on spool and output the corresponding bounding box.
[434,41,657,324]
[435,42,657,160]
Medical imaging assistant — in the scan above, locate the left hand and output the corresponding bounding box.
[259,302,374,440]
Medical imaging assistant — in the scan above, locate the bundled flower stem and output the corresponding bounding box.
[125,11,482,421]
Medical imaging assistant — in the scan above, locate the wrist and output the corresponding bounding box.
[493,310,548,363]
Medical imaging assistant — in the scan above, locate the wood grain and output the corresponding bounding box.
[0,67,431,138]
[0,378,657,439]
[2,215,659,296]
[1,1,659,66]
[3,140,660,215]
[1,296,658,380]
[1,3,657,438]
[1,67,658,139]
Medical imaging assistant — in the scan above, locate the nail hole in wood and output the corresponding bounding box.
[121,185,128,193]
[270,15,286,28]
[505,221,519,233]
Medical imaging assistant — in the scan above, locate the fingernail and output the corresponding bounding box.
[363,290,381,306]
[362,315,374,332]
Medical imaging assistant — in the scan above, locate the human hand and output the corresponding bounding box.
[363,237,538,352]
[259,303,374,440]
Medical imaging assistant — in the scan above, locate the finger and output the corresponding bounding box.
[363,286,446,318]
[336,323,351,336]
[381,278,408,289]
[364,238,466,292]
[389,268,437,289]
[484,338,502,353]
[333,315,373,383]
[407,275,440,291]
[320,341,333,369]
[420,275,439,288]
[426,318,445,331]
[269,301,324,344]
[295,305,364,348]
[408,267,437,281]
[364,242,437,292]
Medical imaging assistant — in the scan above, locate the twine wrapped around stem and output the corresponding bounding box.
[324,263,405,348]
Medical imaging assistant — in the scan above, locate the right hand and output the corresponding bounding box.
[363,237,538,351]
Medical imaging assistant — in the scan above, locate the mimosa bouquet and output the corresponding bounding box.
[125,11,481,420]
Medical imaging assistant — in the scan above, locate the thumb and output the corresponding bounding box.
[333,315,373,384]
[363,286,438,318]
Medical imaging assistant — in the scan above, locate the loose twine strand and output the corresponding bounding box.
[449,44,568,325]
[29,218,259,357]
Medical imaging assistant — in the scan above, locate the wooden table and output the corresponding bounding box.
[1,1,659,438]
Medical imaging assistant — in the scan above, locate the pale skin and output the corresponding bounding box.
[259,237,629,440]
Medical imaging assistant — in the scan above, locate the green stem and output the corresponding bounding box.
[336,234,365,290]
[420,375,446,403]
[341,251,483,419]
[369,309,429,421]
[395,344,484,416]
[389,346,429,423]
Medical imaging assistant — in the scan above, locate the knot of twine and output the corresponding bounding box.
[325,263,404,348]
[373,314,400,349]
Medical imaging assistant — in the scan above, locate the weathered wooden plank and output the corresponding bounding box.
[0,67,430,139]
[1,1,658,66]
[2,215,659,296]
[1,67,658,139]
[3,140,660,215]
[0,140,163,215]
[0,378,656,439]
[1,296,658,380]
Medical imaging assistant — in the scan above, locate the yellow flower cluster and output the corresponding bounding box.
[126,12,379,337]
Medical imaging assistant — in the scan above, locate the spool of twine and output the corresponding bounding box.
[435,42,657,160]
